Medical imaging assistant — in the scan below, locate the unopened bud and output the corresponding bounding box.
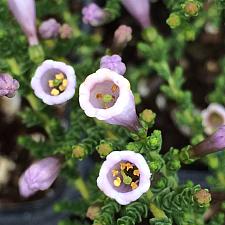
[166,13,181,29]
[86,205,101,220]
[72,145,86,159]
[183,1,200,17]
[194,189,211,206]
[96,142,113,157]
[140,109,156,124]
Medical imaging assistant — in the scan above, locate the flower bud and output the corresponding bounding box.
[28,45,45,64]
[112,25,132,51]
[19,157,60,198]
[8,0,38,46]
[0,73,19,98]
[86,205,101,220]
[72,145,86,159]
[166,13,181,29]
[82,3,108,26]
[39,18,61,39]
[194,189,211,206]
[96,142,113,157]
[59,24,73,39]
[183,0,201,17]
[100,55,126,76]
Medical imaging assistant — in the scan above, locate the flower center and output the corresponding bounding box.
[112,161,140,190]
[208,112,224,128]
[48,73,68,96]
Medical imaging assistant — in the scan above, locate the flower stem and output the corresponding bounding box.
[74,177,90,201]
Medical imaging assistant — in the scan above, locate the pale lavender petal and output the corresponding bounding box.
[122,0,150,28]
[39,18,61,39]
[8,0,38,46]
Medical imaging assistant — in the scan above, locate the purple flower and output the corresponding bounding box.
[82,3,108,26]
[31,60,76,105]
[19,157,60,198]
[121,0,151,28]
[100,55,126,76]
[113,25,132,51]
[201,103,225,135]
[0,74,19,98]
[79,68,140,131]
[8,0,38,46]
[39,18,61,39]
[97,151,151,205]
[190,125,225,157]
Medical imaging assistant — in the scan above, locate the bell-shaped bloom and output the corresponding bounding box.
[100,55,126,76]
[31,60,76,105]
[97,150,151,205]
[190,125,225,157]
[113,25,132,51]
[19,157,60,198]
[79,68,139,131]
[0,73,19,98]
[82,3,108,26]
[39,18,61,39]
[121,0,150,28]
[201,103,225,135]
[8,0,38,46]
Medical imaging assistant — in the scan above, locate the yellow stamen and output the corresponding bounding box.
[55,73,64,80]
[48,80,54,88]
[59,85,66,92]
[62,79,68,87]
[96,93,103,99]
[133,169,140,176]
[113,177,121,187]
[126,163,133,171]
[112,169,119,177]
[131,182,138,190]
[51,88,60,96]
[111,84,119,93]
[120,162,126,170]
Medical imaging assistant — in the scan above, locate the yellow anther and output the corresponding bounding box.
[55,73,64,80]
[48,80,54,88]
[125,163,133,171]
[113,177,121,187]
[111,84,119,93]
[131,182,138,190]
[112,169,119,177]
[59,85,66,92]
[51,88,60,96]
[133,169,140,176]
[62,79,68,87]
[120,162,126,170]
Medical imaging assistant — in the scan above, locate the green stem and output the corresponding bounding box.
[74,177,90,201]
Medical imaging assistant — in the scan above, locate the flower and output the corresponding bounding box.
[100,55,126,76]
[39,18,61,39]
[82,3,108,26]
[31,60,76,105]
[113,25,132,51]
[121,0,150,28]
[59,24,73,39]
[19,157,60,198]
[0,73,19,98]
[201,103,225,135]
[97,151,151,205]
[79,68,139,131]
[8,0,38,46]
[189,125,225,157]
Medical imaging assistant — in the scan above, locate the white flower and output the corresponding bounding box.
[31,60,76,105]
[202,103,225,135]
[79,68,139,130]
[97,151,151,205]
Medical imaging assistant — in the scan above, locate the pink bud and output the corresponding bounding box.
[19,157,60,198]
[8,0,38,46]
[121,0,151,28]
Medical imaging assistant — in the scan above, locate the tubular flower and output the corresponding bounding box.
[39,18,61,39]
[201,103,225,135]
[8,0,38,46]
[31,60,76,105]
[97,151,151,205]
[100,55,126,76]
[19,157,60,198]
[79,68,139,131]
[82,3,108,26]
[121,0,150,28]
[0,73,19,98]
